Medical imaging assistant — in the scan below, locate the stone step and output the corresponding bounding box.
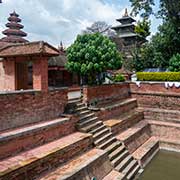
[76,106,88,112]
[0,132,92,180]
[99,137,117,149]
[94,132,113,146]
[122,160,138,178]
[78,110,92,116]
[132,136,159,168]
[148,120,180,139]
[76,102,86,108]
[90,124,107,135]
[109,145,126,161]
[0,117,72,160]
[39,149,112,180]
[102,98,137,111]
[126,164,140,180]
[115,154,133,172]
[81,121,103,133]
[105,141,122,154]
[104,110,144,135]
[77,117,98,128]
[102,170,125,180]
[68,98,82,104]
[116,121,151,153]
[98,98,138,121]
[160,138,180,152]
[111,150,129,167]
[93,128,110,141]
[142,107,180,123]
[79,113,95,121]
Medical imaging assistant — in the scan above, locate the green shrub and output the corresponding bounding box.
[137,72,180,81]
[113,74,125,82]
[169,53,180,72]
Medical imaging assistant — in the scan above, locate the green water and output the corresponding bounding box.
[140,150,180,180]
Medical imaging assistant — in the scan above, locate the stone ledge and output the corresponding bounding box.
[0,89,40,96]
[100,98,137,111]
[131,91,180,97]
[160,138,180,152]
[39,149,112,180]
[0,117,70,142]
[0,132,92,179]
[102,170,125,180]
[133,136,159,167]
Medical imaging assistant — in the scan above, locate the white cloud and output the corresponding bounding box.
[0,0,131,47]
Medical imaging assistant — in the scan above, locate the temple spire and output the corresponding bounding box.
[0,11,28,43]
[123,8,129,17]
[58,41,65,53]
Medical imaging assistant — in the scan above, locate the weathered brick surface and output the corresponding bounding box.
[0,116,79,160]
[2,60,16,91]
[149,120,180,140]
[33,57,48,92]
[83,83,131,105]
[0,61,5,90]
[95,99,137,121]
[0,132,92,180]
[130,82,180,110]
[142,108,180,122]
[104,111,144,135]
[39,149,112,180]
[0,88,68,131]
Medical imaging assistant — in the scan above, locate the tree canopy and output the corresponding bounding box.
[135,18,151,38]
[130,0,180,71]
[130,0,180,23]
[66,33,123,85]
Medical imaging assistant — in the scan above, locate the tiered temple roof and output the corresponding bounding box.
[112,9,145,44]
[0,11,28,45]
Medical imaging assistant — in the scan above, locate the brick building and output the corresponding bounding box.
[0,11,79,91]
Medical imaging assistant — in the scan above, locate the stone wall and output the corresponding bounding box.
[130,82,180,110]
[0,88,68,131]
[83,83,131,106]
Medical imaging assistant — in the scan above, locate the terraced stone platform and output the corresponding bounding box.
[0,117,77,159]
[75,98,141,179]
[0,132,92,179]
[39,149,114,180]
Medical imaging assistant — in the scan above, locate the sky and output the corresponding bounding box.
[0,0,162,47]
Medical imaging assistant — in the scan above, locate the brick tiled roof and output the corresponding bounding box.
[0,41,10,49]
[0,41,60,58]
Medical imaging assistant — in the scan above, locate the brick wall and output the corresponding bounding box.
[0,88,68,131]
[83,83,131,105]
[130,82,180,110]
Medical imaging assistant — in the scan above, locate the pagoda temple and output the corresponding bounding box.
[111,9,146,70]
[0,11,28,47]
[112,8,145,47]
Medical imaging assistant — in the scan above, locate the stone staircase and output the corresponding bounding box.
[98,97,160,168]
[0,115,119,180]
[75,98,141,179]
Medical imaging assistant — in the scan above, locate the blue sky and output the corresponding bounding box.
[0,0,162,47]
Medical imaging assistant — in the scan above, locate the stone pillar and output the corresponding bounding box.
[3,60,16,90]
[0,61,5,91]
[33,57,48,92]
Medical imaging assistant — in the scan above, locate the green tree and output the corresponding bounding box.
[66,33,123,85]
[169,53,180,72]
[135,19,151,38]
[130,0,180,22]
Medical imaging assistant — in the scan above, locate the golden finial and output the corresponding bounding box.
[124,8,128,17]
